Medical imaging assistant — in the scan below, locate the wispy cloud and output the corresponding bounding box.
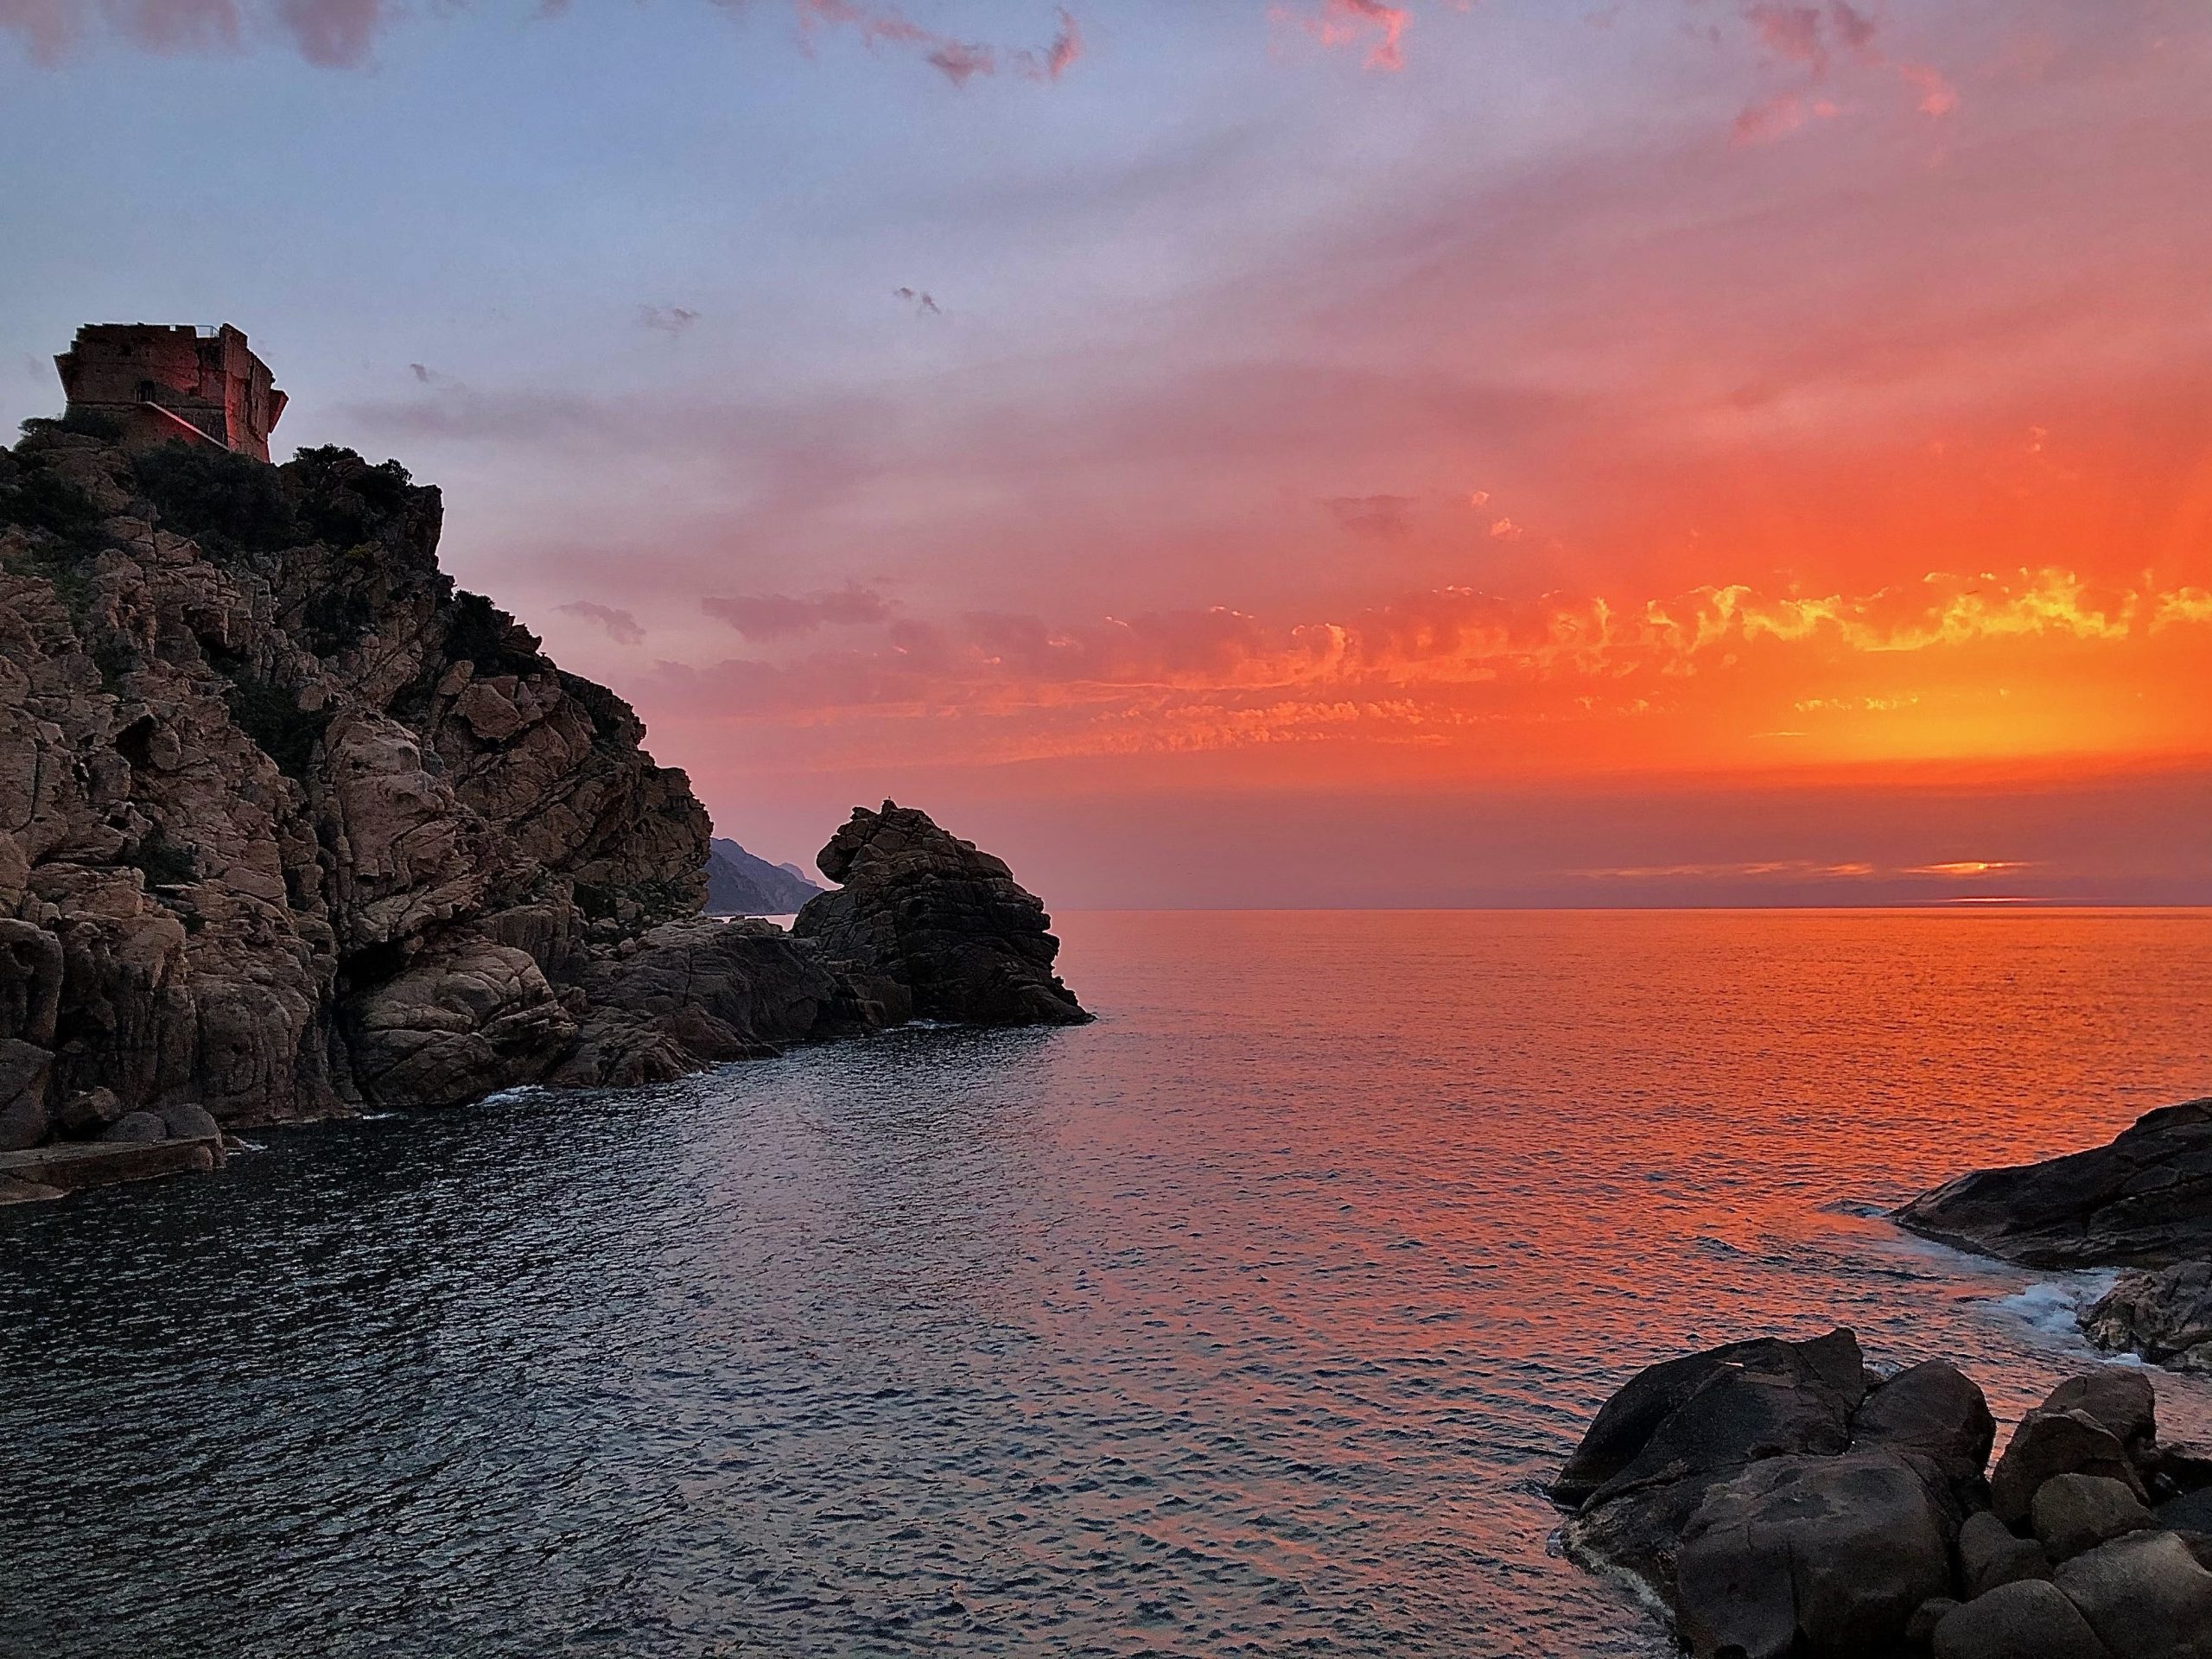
[702,582,893,639]
[1275,0,1409,72]
[556,601,646,645]
[639,305,701,336]
[1321,493,1415,542]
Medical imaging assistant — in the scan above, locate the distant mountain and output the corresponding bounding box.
[704,837,824,916]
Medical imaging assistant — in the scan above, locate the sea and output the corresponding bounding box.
[4,909,2210,1657]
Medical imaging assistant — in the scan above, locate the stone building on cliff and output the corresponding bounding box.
[54,323,287,461]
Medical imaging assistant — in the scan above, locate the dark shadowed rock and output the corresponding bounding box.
[343,939,576,1108]
[2052,1529,2212,1658]
[0,1034,51,1151]
[1991,1408,2146,1529]
[2042,1371,2158,1464]
[1896,1100,2212,1269]
[1852,1359,1995,1498]
[1957,1510,2053,1599]
[1672,1450,1955,1659]
[552,918,908,1086]
[1557,1329,1867,1611]
[2083,1262,2212,1374]
[99,1109,166,1142]
[2031,1473,2154,1562]
[1553,1329,1866,1506]
[794,802,1089,1027]
[1931,1579,2111,1659]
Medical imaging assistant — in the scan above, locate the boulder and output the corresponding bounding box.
[2052,1529,2212,1658]
[1991,1408,2145,1529]
[2041,1371,2158,1465]
[2031,1474,2154,1562]
[99,1109,167,1142]
[342,940,576,1108]
[1672,1451,1955,1659]
[2082,1262,2212,1374]
[1896,1100,2212,1268]
[1852,1359,1996,1494]
[158,1100,222,1142]
[54,1084,125,1138]
[792,802,1089,1027]
[1554,1328,1867,1505]
[1558,1330,1868,1607]
[1931,1579,2112,1659]
[0,915,64,1046]
[1957,1510,2053,1599]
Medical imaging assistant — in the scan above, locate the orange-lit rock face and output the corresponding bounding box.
[55,324,284,462]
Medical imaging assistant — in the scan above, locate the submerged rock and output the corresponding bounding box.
[1895,1099,2212,1270]
[794,802,1089,1027]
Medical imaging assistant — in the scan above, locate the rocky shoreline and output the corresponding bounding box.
[1553,1101,2212,1656]
[1,422,1085,1204]
[1898,1100,2212,1373]
[1554,1329,2212,1658]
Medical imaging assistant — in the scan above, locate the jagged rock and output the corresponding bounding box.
[2082,1262,2212,1373]
[0,423,709,1141]
[1991,1409,2146,1529]
[554,918,907,1086]
[794,801,1088,1027]
[1671,1450,1956,1659]
[2052,1530,2212,1658]
[1957,1510,2053,1599]
[0,1034,51,1150]
[0,915,64,1045]
[343,939,575,1108]
[1931,1580,2111,1659]
[1897,1100,2212,1269]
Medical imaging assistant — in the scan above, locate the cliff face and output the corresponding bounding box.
[0,423,1090,1170]
[0,424,715,1141]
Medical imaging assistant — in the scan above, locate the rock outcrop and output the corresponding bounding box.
[1895,1100,2212,1268]
[2,421,1087,1193]
[1555,1334,2212,1659]
[1896,1101,2212,1373]
[793,801,1089,1027]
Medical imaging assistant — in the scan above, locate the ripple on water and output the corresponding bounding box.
[3,909,2210,1657]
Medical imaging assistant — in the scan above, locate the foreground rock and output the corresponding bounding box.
[1554,1332,2212,1658]
[794,802,1089,1027]
[3,410,1088,1202]
[1895,1100,2212,1269]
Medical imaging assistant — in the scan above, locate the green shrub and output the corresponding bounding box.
[133,442,300,556]
[445,590,539,676]
[223,674,332,779]
[285,445,415,546]
[129,827,199,887]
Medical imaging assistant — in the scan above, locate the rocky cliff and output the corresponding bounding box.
[703,836,822,916]
[1,423,1080,1171]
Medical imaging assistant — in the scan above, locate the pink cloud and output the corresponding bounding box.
[1732,90,1838,144]
[1017,6,1081,81]
[1280,0,1408,72]
[556,601,646,645]
[1897,60,1959,116]
[703,582,893,639]
[272,0,379,65]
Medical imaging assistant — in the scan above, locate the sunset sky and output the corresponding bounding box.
[3,0,2207,905]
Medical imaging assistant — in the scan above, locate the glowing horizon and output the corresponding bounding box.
[3,0,2207,903]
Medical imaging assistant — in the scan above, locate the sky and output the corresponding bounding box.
[2,0,2208,906]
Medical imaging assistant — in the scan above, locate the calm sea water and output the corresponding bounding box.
[5,910,2211,1658]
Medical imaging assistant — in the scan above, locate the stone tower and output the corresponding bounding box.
[54,323,287,462]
